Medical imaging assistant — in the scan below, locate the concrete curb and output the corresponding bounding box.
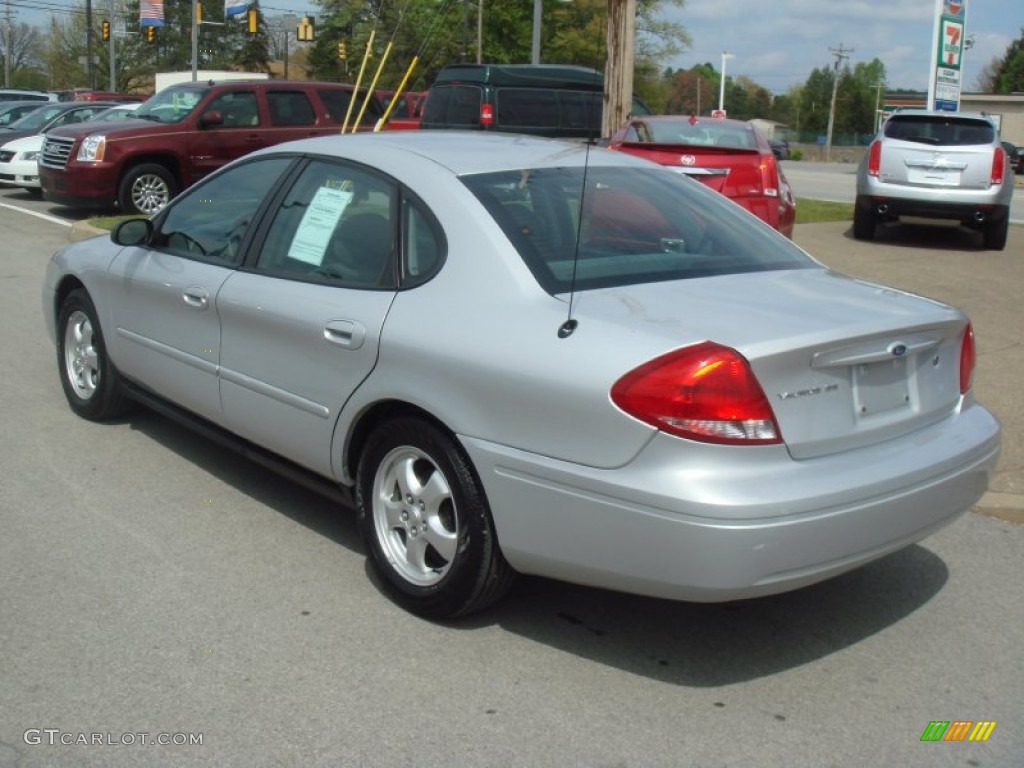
[69,220,107,242]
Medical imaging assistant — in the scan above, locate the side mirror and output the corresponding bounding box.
[111,218,153,246]
[199,110,224,128]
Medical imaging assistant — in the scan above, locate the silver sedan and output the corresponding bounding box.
[42,132,1001,618]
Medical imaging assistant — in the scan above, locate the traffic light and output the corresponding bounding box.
[101,20,110,41]
[246,8,258,34]
[196,2,202,25]
[296,15,315,42]
[337,41,346,61]
[145,25,156,42]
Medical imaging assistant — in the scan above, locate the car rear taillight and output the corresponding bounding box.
[991,146,1006,185]
[760,154,779,198]
[611,342,782,445]
[480,103,494,128]
[959,322,976,395]
[867,140,882,177]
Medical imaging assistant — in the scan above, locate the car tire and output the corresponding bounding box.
[118,163,178,216]
[983,216,1008,251]
[852,200,876,241]
[355,417,515,618]
[56,289,129,421]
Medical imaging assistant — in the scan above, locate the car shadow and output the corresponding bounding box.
[124,408,363,555]
[843,219,988,250]
[124,407,950,688]
[477,544,948,687]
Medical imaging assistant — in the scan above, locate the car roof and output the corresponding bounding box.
[887,109,995,123]
[256,130,654,177]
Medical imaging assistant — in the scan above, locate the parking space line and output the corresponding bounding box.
[0,201,72,227]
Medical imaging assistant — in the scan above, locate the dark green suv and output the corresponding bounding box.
[420,64,649,139]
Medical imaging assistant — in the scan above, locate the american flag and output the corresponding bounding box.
[225,0,248,17]
[139,0,164,26]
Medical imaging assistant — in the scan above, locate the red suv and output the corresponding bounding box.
[40,79,383,215]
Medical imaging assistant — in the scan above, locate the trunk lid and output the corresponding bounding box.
[878,140,997,190]
[574,268,968,460]
[617,142,763,197]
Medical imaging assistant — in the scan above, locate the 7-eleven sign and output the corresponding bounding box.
[939,19,964,69]
[928,0,968,112]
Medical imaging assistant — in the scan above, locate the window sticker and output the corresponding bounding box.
[287,185,354,265]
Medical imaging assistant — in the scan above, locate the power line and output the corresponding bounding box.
[824,43,853,162]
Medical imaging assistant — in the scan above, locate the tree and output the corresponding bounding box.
[992,27,1024,94]
[234,0,272,73]
[2,21,45,88]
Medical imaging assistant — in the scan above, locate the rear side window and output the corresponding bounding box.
[317,89,381,125]
[267,90,316,126]
[462,166,814,294]
[884,116,995,146]
[422,85,482,127]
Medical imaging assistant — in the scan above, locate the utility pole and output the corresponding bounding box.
[824,43,852,162]
[603,0,635,136]
[86,0,95,89]
[873,80,886,132]
[3,0,11,87]
[108,0,115,90]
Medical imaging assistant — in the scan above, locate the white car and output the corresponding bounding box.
[0,133,44,193]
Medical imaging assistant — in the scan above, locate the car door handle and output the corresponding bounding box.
[323,320,366,350]
[182,286,209,309]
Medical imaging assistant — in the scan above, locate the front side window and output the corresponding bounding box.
[463,166,815,294]
[154,157,293,265]
[133,85,206,125]
[256,159,398,289]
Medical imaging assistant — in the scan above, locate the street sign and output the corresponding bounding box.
[711,109,727,119]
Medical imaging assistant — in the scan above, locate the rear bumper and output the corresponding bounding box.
[856,174,1013,224]
[463,401,1000,603]
[856,193,1009,224]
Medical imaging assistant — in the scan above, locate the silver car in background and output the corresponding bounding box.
[854,110,1014,249]
[43,132,1001,618]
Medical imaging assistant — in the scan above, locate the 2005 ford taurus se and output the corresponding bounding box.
[43,132,1001,618]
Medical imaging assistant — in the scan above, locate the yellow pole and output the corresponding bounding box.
[352,40,394,133]
[342,30,376,133]
[374,55,419,132]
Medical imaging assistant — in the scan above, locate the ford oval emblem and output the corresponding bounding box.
[889,343,908,357]
[680,155,696,166]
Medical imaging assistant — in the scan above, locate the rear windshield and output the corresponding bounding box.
[883,115,995,146]
[623,119,758,149]
[462,166,814,294]
[422,84,482,127]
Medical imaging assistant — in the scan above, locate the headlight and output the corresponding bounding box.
[76,134,107,162]
[21,151,40,161]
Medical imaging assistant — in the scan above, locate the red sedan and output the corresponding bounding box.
[606,115,796,237]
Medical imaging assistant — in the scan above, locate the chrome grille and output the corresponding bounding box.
[40,137,75,170]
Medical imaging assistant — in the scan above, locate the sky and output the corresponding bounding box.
[8,0,1022,95]
[660,0,1023,94]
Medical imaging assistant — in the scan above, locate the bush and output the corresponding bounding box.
[791,149,804,161]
